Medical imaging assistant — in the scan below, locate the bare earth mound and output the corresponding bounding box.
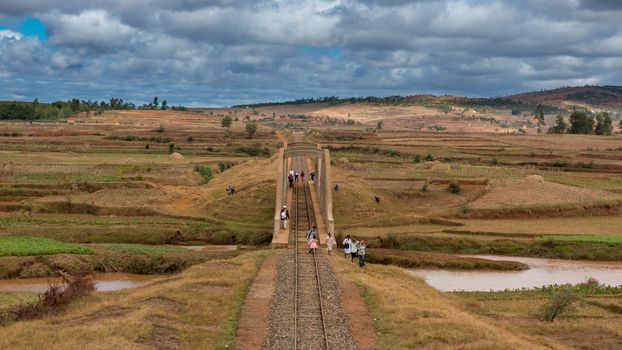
[470,178,622,209]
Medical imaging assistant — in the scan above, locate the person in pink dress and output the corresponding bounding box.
[308,235,318,253]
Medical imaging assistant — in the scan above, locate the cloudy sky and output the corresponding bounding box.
[1,0,622,106]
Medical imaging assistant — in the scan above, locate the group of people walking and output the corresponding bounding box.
[288,169,304,187]
[305,229,366,268]
[279,206,367,268]
[342,235,367,267]
[287,169,316,187]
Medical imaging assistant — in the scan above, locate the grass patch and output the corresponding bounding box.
[0,236,92,256]
[0,292,40,308]
[367,250,527,270]
[391,233,622,260]
[542,235,622,245]
[104,243,187,255]
[455,282,622,299]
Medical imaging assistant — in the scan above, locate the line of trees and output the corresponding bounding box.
[0,96,186,121]
[548,111,616,135]
[233,95,563,114]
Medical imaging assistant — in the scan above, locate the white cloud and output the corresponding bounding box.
[0,29,22,41]
[44,9,137,51]
[0,0,621,105]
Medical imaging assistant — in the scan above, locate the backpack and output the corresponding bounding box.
[343,239,349,249]
[280,211,287,219]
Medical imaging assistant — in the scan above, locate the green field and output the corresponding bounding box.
[542,235,622,244]
[0,236,92,256]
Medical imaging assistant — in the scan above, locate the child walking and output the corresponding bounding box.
[308,235,318,253]
[326,233,336,255]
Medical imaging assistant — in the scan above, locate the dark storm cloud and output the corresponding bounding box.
[580,0,622,11]
[1,0,622,105]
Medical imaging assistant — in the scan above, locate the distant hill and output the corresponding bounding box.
[508,86,622,108]
[234,86,622,111]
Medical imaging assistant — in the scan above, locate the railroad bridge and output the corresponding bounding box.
[271,140,334,248]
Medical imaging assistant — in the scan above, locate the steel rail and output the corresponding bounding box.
[304,181,330,350]
[294,171,299,349]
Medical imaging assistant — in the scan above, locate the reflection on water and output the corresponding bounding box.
[0,273,166,293]
[408,254,622,292]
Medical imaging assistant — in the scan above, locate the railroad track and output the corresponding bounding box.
[293,157,329,350]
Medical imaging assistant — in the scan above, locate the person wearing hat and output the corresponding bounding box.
[357,240,367,267]
[280,205,289,229]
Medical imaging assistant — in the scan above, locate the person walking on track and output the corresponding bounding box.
[294,170,299,182]
[326,233,336,255]
[300,171,305,182]
[306,225,317,242]
[310,171,315,182]
[280,205,289,229]
[308,235,318,253]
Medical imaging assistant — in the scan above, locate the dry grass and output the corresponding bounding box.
[457,290,622,349]
[0,250,272,350]
[457,216,622,236]
[469,178,622,210]
[330,255,552,349]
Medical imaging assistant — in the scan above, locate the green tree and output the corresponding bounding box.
[245,122,257,139]
[568,112,594,134]
[594,112,613,136]
[376,120,383,129]
[152,96,159,110]
[70,98,80,112]
[221,115,233,129]
[535,104,545,125]
[161,99,168,110]
[548,115,568,134]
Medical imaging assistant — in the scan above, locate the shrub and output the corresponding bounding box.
[187,135,194,142]
[245,122,257,138]
[382,233,400,248]
[0,268,94,324]
[236,145,270,157]
[447,182,462,194]
[194,166,213,184]
[425,153,434,161]
[153,125,165,133]
[218,162,236,172]
[168,143,175,153]
[145,143,150,149]
[414,154,422,163]
[538,286,580,322]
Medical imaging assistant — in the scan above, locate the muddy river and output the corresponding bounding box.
[409,254,622,292]
[0,273,166,293]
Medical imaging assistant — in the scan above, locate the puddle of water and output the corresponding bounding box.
[0,273,167,293]
[408,254,622,292]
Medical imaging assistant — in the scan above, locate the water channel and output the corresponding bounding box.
[0,273,166,293]
[409,254,622,292]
